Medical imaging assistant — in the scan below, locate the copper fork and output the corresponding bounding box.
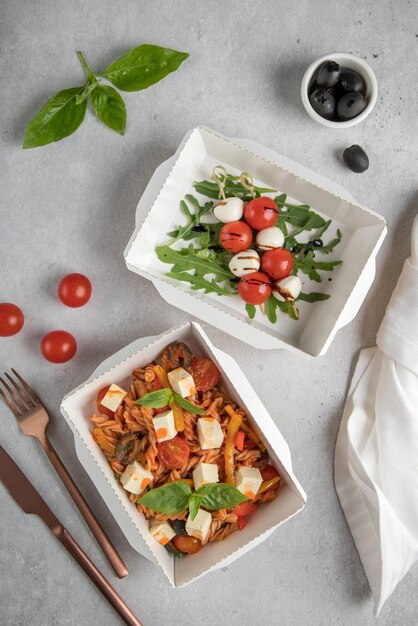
[0,369,128,579]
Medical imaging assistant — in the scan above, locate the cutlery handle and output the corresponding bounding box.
[39,434,128,579]
[55,525,142,626]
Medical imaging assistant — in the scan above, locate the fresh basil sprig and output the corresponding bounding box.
[139,481,248,520]
[23,44,189,148]
[135,388,206,415]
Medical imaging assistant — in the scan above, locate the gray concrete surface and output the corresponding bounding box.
[1,1,417,625]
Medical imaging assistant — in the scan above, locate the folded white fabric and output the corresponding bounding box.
[334,214,418,616]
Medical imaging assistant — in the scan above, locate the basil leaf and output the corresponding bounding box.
[23,87,86,148]
[196,483,248,510]
[135,388,173,408]
[188,495,201,521]
[91,85,127,135]
[75,81,98,105]
[138,481,191,514]
[173,394,206,415]
[298,291,331,303]
[104,44,189,92]
[245,303,256,319]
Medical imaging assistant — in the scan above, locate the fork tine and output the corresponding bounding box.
[0,377,28,414]
[11,369,40,404]
[0,382,23,417]
[5,373,36,409]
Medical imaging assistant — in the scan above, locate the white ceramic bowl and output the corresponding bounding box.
[301,52,378,128]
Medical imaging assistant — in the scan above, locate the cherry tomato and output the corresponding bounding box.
[219,221,253,253]
[260,464,280,482]
[233,501,260,517]
[0,303,24,337]
[261,248,294,281]
[96,385,115,419]
[190,358,220,392]
[58,273,92,308]
[244,197,278,230]
[40,330,77,363]
[172,535,202,554]
[157,436,190,469]
[238,272,271,305]
[237,516,247,530]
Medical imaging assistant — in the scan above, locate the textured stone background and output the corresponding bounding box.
[1,1,417,624]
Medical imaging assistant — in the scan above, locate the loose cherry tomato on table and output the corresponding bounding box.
[96,385,115,419]
[172,535,202,554]
[190,358,220,392]
[233,501,260,517]
[157,436,190,469]
[238,272,271,305]
[0,303,24,337]
[58,273,92,308]
[40,330,77,363]
[219,221,252,253]
[261,248,294,281]
[244,197,279,230]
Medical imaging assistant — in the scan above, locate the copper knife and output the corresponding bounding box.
[0,446,143,626]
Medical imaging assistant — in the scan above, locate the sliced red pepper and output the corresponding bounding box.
[235,430,245,452]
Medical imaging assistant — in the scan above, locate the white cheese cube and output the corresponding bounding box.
[236,466,263,500]
[186,508,212,541]
[149,521,176,546]
[197,417,224,450]
[120,461,153,495]
[192,463,219,490]
[167,367,196,398]
[100,384,127,412]
[152,410,177,442]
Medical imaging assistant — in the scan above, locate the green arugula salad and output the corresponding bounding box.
[156,167,342,323]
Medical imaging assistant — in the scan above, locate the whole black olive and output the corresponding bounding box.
[337,91,367,121]
[343,145,369,173]
[316,60,341,87]
[339,68,365,93]
[309,87,336,120]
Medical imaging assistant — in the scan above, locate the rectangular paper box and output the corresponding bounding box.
[60,322,306,587]
[124,127,387,357]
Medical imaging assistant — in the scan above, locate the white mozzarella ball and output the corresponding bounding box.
[256,227,285,250]
[229,250,260,277]
[272,275,302,301]
[214,197,244,223]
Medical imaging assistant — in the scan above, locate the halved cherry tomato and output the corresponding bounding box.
[244,197,278,230]
[172,535,202,554]
[58,273,92,308]
[235,431,245,452]
[219,221,253,253]
[238,272,271,305]
[261,248,294,281]
[246,438,256,450]
[233,501,260,517]
[96,385,115,419]
[261,464,280,481]
[237,516,247,530]
[157,436,190,469]
[0,303,24,337]
[190,358,220,392]
[40,330,77,363]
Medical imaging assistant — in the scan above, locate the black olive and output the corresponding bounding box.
[191,224,207,232]
[316,60,341,87]
[337,91,366,121]
[343,145,369,173]
[339,68,365,94]
[291,246,300,254]
[209,245,224,253]
[230,277,240,283]
[309,87,336,120]
[114,433,141,465]
[171,519,188,536]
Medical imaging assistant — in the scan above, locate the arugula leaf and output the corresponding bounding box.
[135,389,173,408]
[193,178,276,201]
[173,394,206,415]
[196,483,248,510]
[298,291,331,303]
[245,303,256,319]
[315,228,342,254]
[166,196,214,245]
[23,87,87,148]
[265,296,299,322]
[296,251,342,282]
[166,272,238,296]
[138,482,191,514]
[104,44,189,91]
[156,245,234,283]
[91,85,127,135]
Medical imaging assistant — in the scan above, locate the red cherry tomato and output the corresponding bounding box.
[40,330,77,363]
[96,385,115,419]
[260,464,281,492]
[172,535,202,554]
[219,221,253,253]
[237,516,247,530]
[238,272,271,305]
[233,501,260,517]
[190,358,220,392]
[244,197,278,230]
[261,248,294,281]
[157,436,190,469]
[0,303,24,337]
[58,273,92,308]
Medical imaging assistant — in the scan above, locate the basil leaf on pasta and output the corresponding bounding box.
[138,481,191,514]
[188,495,201,521]
[135,389,173,408]
[173,394,205,415]
[196,483,248,510]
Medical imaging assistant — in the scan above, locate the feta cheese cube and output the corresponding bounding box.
[120,461,153,495]
[149,521,176,546]
[100,384,127,412]
[152,410,177,442]
[236,466,263,500]
[168,367,196,398]
[197,417,224,450]
[186,508,212,541]
[192,463,219,490]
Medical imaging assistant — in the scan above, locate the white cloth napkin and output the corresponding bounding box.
[334,213,418,616]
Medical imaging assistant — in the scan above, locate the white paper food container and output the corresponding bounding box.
[124,127,386,357]
[60,322,306,587]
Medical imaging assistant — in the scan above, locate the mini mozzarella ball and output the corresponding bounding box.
[214,197,244,223]
[272,275,302,301]
[229,249,260,277]
[256,227,285,251]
